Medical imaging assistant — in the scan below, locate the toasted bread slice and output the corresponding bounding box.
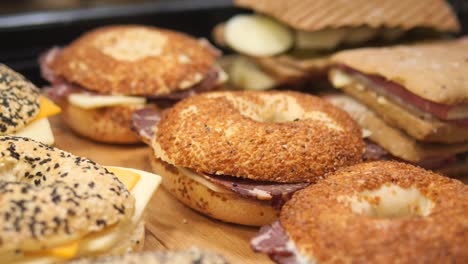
[235,0,460,33]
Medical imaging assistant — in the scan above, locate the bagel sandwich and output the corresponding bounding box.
[68,248,228,264]
[0,64,60,145]
[329,39,468,144]
[0,136,161,263]
[133,91,365,226]
[40,25,227,144]
[327,94,468,177]
[252,161,468,263]
[214,0,459,90]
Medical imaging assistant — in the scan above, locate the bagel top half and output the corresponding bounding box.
[152,91,364,183]
[279,161,467,263]
[0,64,40,134]
[0,136,134,255]
[49,25,219,96]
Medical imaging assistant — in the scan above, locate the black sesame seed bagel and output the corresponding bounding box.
[152,91,364,183]
[0,64,40,134]
[280,161,468,263]
[0,136,134,254]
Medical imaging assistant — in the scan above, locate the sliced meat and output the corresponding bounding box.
[45,83,91,102]
[363,140,393,161]
[201,174,309,209]
[251,221,300,264]
[39,46,63,84]
[131,108,161,143]
[338,65,468,125]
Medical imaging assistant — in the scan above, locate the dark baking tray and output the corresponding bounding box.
[0,0,466,85]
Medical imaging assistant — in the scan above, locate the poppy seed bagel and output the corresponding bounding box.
[0,64,40,134]
[0,136,134,257]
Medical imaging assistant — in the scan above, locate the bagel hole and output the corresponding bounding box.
[339,185,434,218]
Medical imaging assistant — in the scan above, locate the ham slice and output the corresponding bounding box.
[131,108,161,143]
[251,221,301,264]
[338,65,468,125]
[200,174,308,208]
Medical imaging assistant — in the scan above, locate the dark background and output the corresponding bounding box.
[0,0,466,85]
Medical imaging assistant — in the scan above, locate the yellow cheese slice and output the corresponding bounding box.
[32,97,61,122]
[106,167,141,191]
[25,241,79,259]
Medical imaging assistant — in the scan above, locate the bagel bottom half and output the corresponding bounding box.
[150,157,278,226]
[61,101,143,144]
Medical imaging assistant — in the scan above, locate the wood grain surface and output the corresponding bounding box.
[50,116,271,263]
[50,116,468,263]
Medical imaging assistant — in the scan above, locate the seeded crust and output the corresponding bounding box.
[281,161,468,263]
[69,248,229,264]
[331,40,468,105]
[50,25,218,96]
[150,157,278,226]
[62,101,145,144]
[0,64,40,134]
[0,136,134,253]
[152,91,364,183]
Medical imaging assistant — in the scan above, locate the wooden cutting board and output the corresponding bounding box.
[50,116,271,263]
[50,116,468,263]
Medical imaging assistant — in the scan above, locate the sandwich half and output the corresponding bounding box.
[329,39,468,144]
[327,94,468,177]
[41,25,226,144]
[214,0,460,90]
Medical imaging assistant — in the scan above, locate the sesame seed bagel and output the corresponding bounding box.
[0,136,134,255]
[152,91,364,183]
[50,25,218,96]
[61,101,143,144]
[280,161,468,263]
[0,64,40,134]
[150,157,278,226]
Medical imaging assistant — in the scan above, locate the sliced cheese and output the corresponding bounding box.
[19,167,161,263]
[13,118,55,145]
[224,14,293,56]
[330,69,353,88]
[68,94,146,109]
[177,167,231,194]
[25,241,79,259]
[32,97,61,122]
[107,167,141,190]
[229,57,276,91]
